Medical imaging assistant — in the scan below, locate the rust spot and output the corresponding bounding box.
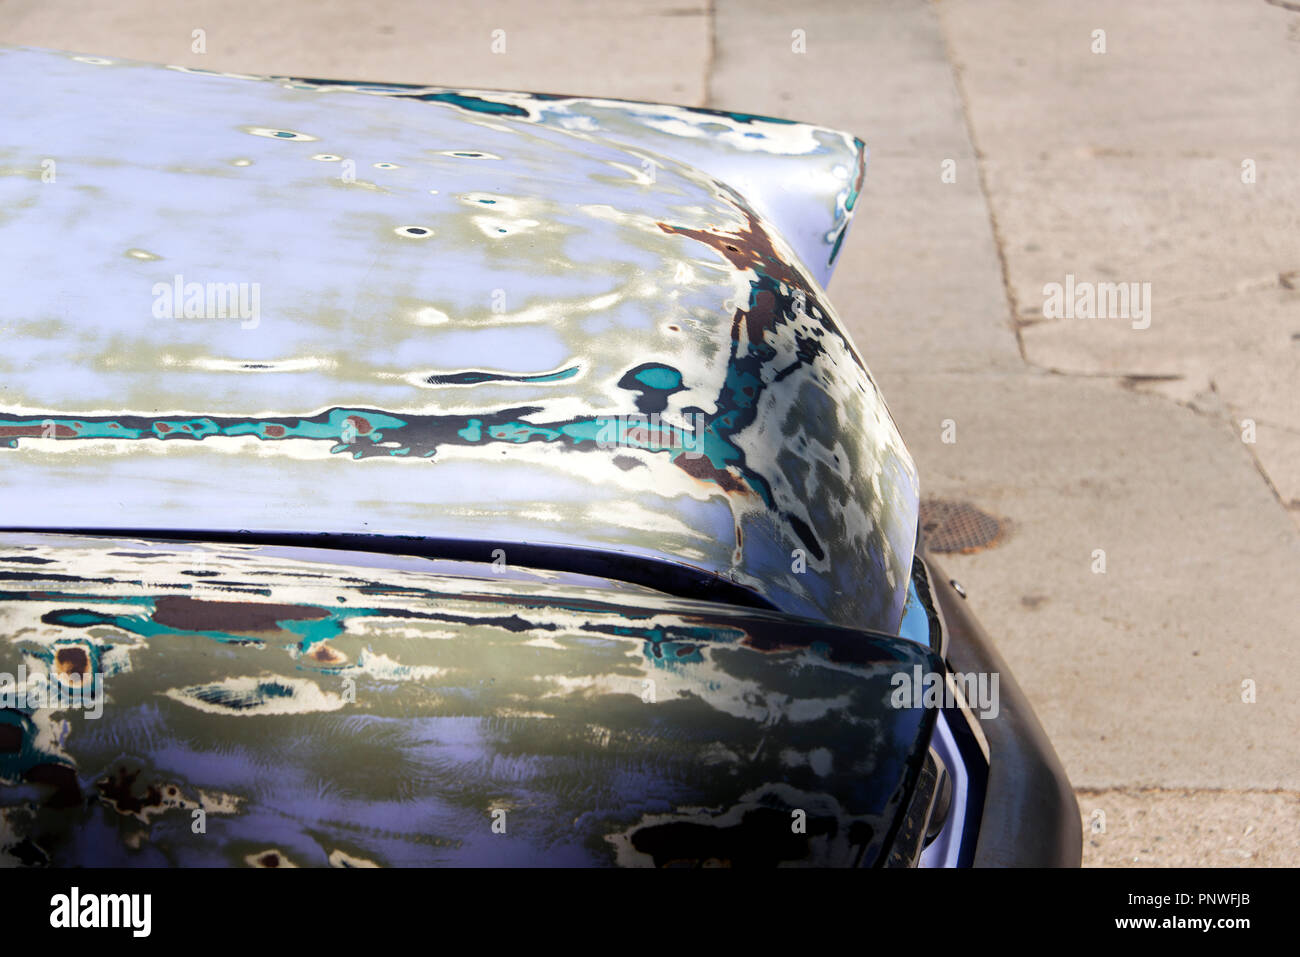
[152,595,328,633]
[674,453,747,494]
[54,646,89,675]
[625,423,682,448]
[345,415,372,435]
[0,424,75,438]
[156,423,171,433]
[264,424,286,438]
[851,142,867,205]
[96,766,163,817]
[657,217,767,273]
[656,201,865,378]
[726,621,898,666]
[309,642,346,664]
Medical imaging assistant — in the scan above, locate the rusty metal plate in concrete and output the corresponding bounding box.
[919,499,1007,553]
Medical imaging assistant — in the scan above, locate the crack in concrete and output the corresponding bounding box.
[930,1,1027,367]
[930,1,1297,523]
[701,0,716,108]
[1017,273,1297,322]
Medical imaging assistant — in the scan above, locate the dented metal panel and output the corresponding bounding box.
[0,47,918,634]
[265,75,870,288]
[0,534,937,867]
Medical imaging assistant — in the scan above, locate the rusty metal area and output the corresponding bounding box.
[918,500,1006,554]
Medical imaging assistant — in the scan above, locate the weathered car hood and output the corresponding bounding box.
[0,534,937,867]
[0,47,919,634]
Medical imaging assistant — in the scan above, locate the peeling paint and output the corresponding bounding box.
[0,534,937,866]
[0,47,915,632]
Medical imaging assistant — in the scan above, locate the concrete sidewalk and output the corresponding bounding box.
[3,0,1296,865]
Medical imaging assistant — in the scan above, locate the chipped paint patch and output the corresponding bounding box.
[606,784,868,868]
[186,356,338,374]
[246,848,297,868]
[240,126,317,141]
[329,848,379,867]
[347,649,448,682]
[164,676,347,715]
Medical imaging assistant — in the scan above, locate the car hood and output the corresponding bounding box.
[0,533,938,867]
[0,46,918,634]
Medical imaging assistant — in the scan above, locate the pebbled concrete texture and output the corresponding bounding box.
[0,0,1295,866]
[887,370,1300,792]
[933,0,1300,523]
[1077,789,1300,868]
[0,0,711,102]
